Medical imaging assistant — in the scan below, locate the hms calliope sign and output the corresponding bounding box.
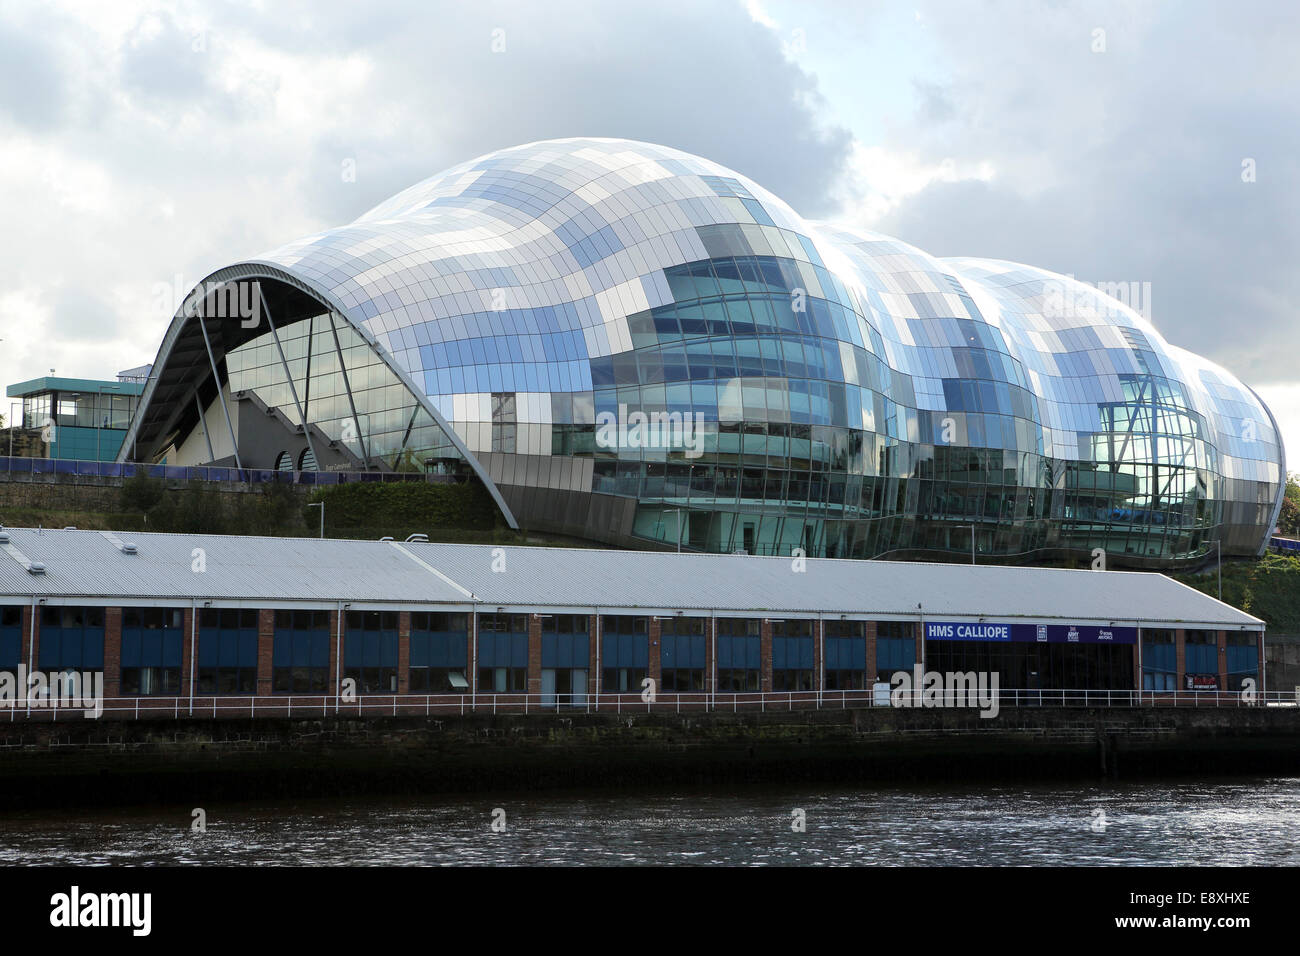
[924,621,1138,645]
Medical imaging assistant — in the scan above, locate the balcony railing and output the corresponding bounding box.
[0,455,452,485]
[2,686,1293,721]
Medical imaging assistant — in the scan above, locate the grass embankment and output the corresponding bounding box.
[2,473,546,546]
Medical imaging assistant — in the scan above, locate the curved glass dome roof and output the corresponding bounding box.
[127,137,1284,565]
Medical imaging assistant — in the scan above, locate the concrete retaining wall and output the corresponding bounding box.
[2,706,1297,808]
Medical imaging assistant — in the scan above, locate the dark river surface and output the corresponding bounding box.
[2,777,1297,866]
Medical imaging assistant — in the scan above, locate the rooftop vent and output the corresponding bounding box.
[0,532,8,545]
[405,533,429,543]
[98,530,140,555]
[28,562,45,575]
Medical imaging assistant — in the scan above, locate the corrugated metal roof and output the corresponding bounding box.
[405,542,1261,627]
[0,527,1263,628]
[0,528,469,605]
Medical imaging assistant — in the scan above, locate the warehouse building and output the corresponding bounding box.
[0,527,1265,717]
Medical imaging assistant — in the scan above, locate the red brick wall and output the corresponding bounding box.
[1175,628,1186,688]
[179,607,194,700]
[328,609,340,698]
[398,611,411,694]
[587,615,599,697]
[103,607,121,700]
[704,617,715,694]
[760,618,773,692]
[1217,629,1228,690]
[469,611,479,695]
[812,619,823,691]
[648,616,662,692]
[257,609,275,696]
[527,613,542,694]
[864,620,878,683]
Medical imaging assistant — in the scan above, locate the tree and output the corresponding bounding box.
[1281,472,1300,537]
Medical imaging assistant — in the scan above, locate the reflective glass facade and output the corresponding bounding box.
[226,313,465,473]
[130,138,1283,565]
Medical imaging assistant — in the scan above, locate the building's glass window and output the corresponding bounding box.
[477,613,528,692]
[272,609,330,693]
[39,606,105,672]
[824,620,867,689]
[224,313,471,475]
[771,619,814,691]
[1142,629,1177,691]
[1226,631,1259,692]
[1184,630,1219,690]
[927,640,1133,691]
[0,606,21,672]
[877,620,916,683]
[601,615,648,692]
[409,612,469,693]
[344,610,399,693]
[198,608,259,694]
[121,608,184,695]
[716,617,760,691]
[541,614,589,703]
[660,616,706,691]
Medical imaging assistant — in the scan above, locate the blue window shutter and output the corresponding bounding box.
[84,632,104,670]
[310,634,329,669]
[121,630,141,668]
[239,631,259,667]
[162,633,183,668]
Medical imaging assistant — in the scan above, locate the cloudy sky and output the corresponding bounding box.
[1,0,1296,461]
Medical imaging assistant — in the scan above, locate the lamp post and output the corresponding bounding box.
[307,501,325,539]
[1212,539,1222,603]
[7,401,20,459]
[961,523,976,565]
[663,507,683,553]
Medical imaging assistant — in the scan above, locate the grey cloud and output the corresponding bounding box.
[879,0,1300,383]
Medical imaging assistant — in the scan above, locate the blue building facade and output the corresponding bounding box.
[7,375,145,462]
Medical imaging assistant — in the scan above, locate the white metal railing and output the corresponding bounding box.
[0,686,1294,721]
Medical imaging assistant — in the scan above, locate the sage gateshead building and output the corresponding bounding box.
[119,138,1285,567]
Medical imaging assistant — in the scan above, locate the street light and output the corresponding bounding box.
[663,507,684,553]
[7,400,21,459]
[1211,539,1222,602]
[960,523,977,565]
[307,501,325,539]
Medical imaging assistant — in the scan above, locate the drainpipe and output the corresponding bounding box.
[1136,625,1143,705]
[1259,627,1266,702]
[916,604,925,708]
[26,594,37,718]
[335,601,343,714]
[817,612,824,707]
[593,607,600,712]
[710,608,717,712]
[470,607,478,712]
[188,598,197,716]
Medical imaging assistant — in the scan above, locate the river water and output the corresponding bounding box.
[2,777,1297,866]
